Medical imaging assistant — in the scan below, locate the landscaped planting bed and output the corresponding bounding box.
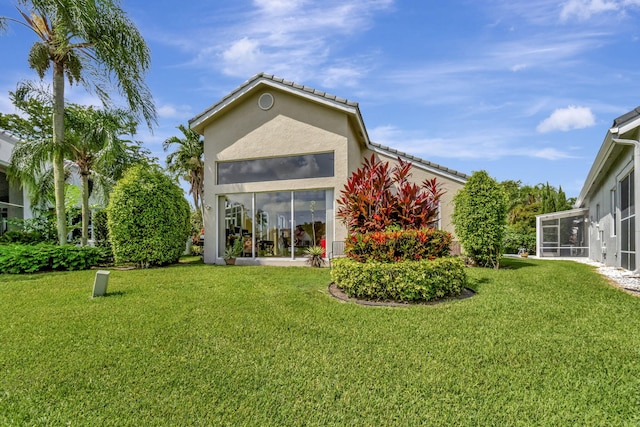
[0,258,639,425]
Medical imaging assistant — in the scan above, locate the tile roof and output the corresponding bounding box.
[370,141,469,182]
[612,106,640,128]
[190,72,468,183]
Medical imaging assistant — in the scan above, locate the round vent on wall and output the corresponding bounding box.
[258,92,274,110]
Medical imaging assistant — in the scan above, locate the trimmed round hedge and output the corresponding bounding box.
[106,165,191,267]
[331,257,467,302]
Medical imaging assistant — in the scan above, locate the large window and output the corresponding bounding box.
[220,190,330,259]
[217,153,334,184]
[620,171,635,270]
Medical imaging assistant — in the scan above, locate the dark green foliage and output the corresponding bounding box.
[0,230,46,245]
[106,165,190,267]
[345,228,452,262]
[331,257,466,302]
[453,171,508,268]
[500,180,575,256]
[92,209,113,260]
[0,243,106,274]
[503,227,537,254]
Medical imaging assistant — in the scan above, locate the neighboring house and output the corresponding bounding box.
[190,73,468,265]
[537,106,640,271]
[0,130,31,236]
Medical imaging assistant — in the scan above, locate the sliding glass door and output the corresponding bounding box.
[220,189,330,259]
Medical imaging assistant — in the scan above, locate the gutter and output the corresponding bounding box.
[611,136,640,274]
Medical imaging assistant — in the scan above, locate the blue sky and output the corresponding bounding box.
[2,0,640,197]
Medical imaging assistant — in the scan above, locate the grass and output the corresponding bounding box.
[1,258,639,425]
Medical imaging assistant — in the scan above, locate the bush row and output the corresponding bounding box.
[0,244,107,274]
[331,257,467,302]
[345,228,452,263]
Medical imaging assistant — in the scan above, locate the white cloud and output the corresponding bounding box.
[561,0,618,21]
[529,147,575,160]
[157,103,193,120]
[536,105,596,133]
[210,1,394,82]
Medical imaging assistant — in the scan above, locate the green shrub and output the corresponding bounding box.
[345,228,452,262]
[0,230,46,245]
[0,243,107,274]
[503,228,536,254]
[453,170,508,268]
[92,209,113,262]
[106,165,191,267]
[331,257,467,302]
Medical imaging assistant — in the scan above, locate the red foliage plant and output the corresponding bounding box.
[337,154,445,234]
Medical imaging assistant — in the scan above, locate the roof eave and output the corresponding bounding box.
[189,74,369,146]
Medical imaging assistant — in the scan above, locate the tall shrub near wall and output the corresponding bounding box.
[453,170,508,269]
[106,165,190,267]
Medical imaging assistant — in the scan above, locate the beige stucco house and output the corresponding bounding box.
[0,130,31,236]
[190,73,468,265]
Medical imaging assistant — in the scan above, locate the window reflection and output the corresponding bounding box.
[217,153,334,184]
[220,190,329,259]
[221,194,253,258]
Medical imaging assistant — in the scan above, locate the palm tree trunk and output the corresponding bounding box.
[53,61,67,245]
[81,172,90,246]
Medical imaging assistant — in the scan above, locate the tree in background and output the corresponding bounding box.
[500,180,574,253]
[4,93,152,246]
[163,124,204,213]
[107,165,190,267]
[453,170,508,269]
[0,0,156,245]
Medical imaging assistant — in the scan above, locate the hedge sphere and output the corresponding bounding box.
[106,165,191,267]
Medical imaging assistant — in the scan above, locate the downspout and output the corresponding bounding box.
[611,136,640,273]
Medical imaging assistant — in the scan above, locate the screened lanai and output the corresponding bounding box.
[536,208,589,258]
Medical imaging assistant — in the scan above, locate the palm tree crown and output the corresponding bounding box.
[1,0,157,245]
[163,124,204,212]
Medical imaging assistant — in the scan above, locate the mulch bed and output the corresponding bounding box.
[328,283,476,307]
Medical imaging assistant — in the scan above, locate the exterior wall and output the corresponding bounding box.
[202,87,354,264]
[584,146,633,267]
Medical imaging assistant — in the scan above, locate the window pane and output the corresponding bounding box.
[217,153,334,184]
[221,194,253,258]
[621,175,630,218]
[630,171,635,216]
[293,190,326,258]
[255,192,292,257]
[622,220,629,251]
[631,216,636,252]
[543,226,558,244]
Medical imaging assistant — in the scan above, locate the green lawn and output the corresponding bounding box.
[1,258,639,426]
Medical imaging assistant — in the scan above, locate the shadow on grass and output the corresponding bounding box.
[499,257,537,270]
[466,276,490,292]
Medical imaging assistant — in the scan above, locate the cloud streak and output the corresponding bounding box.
[192,0,395,86]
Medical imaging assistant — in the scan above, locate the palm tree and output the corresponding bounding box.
[0,0,156,245]
[163,124,205,213]
[8,101,151,245]
[64,105,146,245]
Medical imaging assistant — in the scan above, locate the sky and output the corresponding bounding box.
[2,0,640,198]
